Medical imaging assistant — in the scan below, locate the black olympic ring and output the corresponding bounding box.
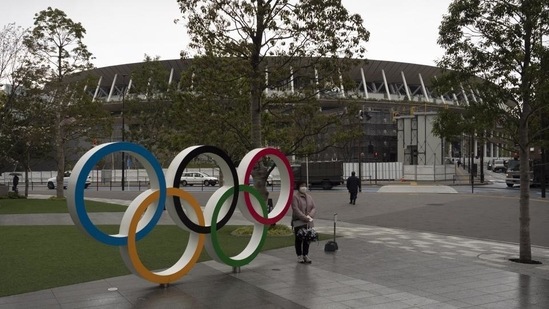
[166,145,239,234]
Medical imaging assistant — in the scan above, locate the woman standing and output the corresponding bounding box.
[291,181,317,264]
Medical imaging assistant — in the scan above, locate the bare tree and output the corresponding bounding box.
[0,23,32,180]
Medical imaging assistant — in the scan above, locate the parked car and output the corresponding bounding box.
[491,159,507,173]
[47,171,91,189]
[180,172,218,186]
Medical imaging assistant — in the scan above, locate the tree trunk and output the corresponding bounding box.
[250,77,270,202]
[24,149,30,198]
[249,47,269,202]
[518,116,531,262]
[518,8,533,263]
[250,75,262,149]
[55,114,65,199]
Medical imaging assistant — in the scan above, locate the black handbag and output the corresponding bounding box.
[296,225,318,242]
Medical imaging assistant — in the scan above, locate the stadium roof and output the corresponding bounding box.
[68,58,476,106]
[76,58,444,88]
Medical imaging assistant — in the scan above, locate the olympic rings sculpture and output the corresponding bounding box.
[66,142,294,284]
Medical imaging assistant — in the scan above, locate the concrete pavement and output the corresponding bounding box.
[2,186,549,308]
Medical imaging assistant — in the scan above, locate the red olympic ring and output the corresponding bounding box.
[238,148,294,225]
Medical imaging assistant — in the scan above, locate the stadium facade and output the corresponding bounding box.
[77,58,507,165]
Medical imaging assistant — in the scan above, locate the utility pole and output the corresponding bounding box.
[121,75,127,191]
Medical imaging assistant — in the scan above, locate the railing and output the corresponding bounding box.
[0,168,221,186]
[344,162,403,182]
[1,168,280,192]
[3,162,463,191]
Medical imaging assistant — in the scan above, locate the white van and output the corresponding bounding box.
[492,159,507,173]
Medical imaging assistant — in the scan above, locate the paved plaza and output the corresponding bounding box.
[1,184,549,308]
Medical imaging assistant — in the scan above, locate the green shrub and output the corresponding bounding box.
[0,192,26,199]
[232,224,293,236]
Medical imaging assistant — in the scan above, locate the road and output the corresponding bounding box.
[26,168,549,249]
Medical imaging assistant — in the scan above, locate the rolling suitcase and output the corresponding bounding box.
[324,213,338,252]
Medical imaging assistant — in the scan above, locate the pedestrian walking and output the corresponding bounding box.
[346,171,361,205]
[12,174,19,193]
[291,181,316,264]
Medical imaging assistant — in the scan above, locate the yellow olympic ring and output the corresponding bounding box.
[120,188,205,284]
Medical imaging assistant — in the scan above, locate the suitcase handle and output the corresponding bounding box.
[332,213,337,242]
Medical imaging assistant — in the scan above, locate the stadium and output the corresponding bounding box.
[2,58,509,184]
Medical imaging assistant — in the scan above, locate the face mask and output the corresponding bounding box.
[299,186,307,194]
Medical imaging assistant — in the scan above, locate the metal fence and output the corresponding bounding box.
[1,167,283,192]
[344,162,403,182]
[1,167,221,186]
[2,162,460,190]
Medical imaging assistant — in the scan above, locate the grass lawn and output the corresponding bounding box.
[0,199,327,297]
[0,225,301,297]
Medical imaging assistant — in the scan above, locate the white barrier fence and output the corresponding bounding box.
[2,163,458,188]
[344,162,457,182]
[1,167,220,187]
[402,164,457,181]
[344,162,403,181]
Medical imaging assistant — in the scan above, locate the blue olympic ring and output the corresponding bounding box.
[66,142,166,246]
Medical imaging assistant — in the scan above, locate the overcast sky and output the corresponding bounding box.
[1,0,453,68]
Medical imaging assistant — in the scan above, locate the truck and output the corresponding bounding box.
[505,158,549,187]
[292,161,344,190]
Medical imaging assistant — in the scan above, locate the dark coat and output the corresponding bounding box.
[346,175,361,193]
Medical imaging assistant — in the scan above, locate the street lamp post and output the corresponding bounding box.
[358,105,371,182]
[121,75,127,191]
